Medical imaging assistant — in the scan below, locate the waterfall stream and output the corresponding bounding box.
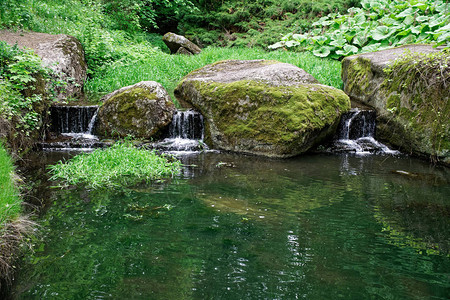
[40,105,103,151]
[332,108,398,155]
[152,110,208,153]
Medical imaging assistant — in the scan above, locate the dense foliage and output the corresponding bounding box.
[180,0,361,48]
[0,0,361,76]
[269,0,450,59]
[48,141,182,189]
[0,42,54,150]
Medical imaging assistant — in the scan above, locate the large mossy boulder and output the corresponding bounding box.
[0,30,87,100]
[163,32,201,55]
[97,81,176,138]
[342,45,449,165]
[175,60,350,157]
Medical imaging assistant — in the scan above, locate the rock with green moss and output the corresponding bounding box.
[97,81,176,138]
[175,60,350,157]
[342,45,449,165]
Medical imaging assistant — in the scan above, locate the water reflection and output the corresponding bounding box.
[11,152,450,299]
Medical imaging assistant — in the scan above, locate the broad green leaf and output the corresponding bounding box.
[398,34,415,45]
[416,16,429,22]
[371,26,396,40]
[330,35,347,48]
[285,40,300,48]
[311,35,329,45]
[429,15,449,28]
[397,28,411,36]
[354,14,367,24]
[412,2,428,11]
[436,31,450,43]
[292,34,307,42]
[403,15,415,26]
[436,23,450,33]
[381,17,397,26]
[410,25,424,35]
[336,44,359,56]
[312,47,331,58]
[396,8,415,19]
[353,32,368,47]
[268,42,284,49]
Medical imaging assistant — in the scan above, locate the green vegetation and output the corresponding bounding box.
[0,142,21,224]
[48,141,182,189]
[86,47,343,102]
[0,142,34,283]
[180,0,361,48]
[270,0,450,59]
[0,42,54,151]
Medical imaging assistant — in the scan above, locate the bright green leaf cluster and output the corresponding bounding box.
[0,42,52,138]
[269,0,450,59]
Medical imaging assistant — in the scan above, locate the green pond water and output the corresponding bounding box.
[12,152,450,299]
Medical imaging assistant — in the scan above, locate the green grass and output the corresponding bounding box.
[85,47,343,103]
[48,141,182,189]
[0,142,21,225]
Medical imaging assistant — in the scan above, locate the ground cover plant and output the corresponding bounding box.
[269,0,450,59]
[48,141,182,189]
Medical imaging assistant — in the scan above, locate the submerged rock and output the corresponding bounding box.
[97,81,176,138]
[175,59,350,157]
[342,45,449,165]
[0,30,87,100]
[163,32,201,55]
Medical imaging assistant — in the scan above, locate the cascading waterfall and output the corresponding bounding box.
[333,108,398,155]
[152,109,207,153]
[169,110,204,140]
[40,105,104,151]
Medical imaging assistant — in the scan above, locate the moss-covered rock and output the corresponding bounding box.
[175,60,350,157]
[97,81,176,138]
[342,45,449,165]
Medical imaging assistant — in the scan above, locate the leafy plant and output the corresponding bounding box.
[269,0,450,59]
[0,42,54,147]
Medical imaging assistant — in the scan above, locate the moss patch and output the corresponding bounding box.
[184,79,349,154]
[343,56,373,96]
[381,51,450,162]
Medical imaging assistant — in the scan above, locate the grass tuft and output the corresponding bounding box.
[48,141,182,189]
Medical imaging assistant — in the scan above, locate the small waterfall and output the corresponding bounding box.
[40,105,104,151]
[50,105,99,135]
[152,109,207,153]
[169,110,204,140]
[332,108,398,155]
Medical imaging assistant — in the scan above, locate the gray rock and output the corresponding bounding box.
[0,30,87,100]
[97,81,176,139]
[342,44,449,164]
[163,32,201,55]
[175,59,350,157]
[175,46,193,55]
